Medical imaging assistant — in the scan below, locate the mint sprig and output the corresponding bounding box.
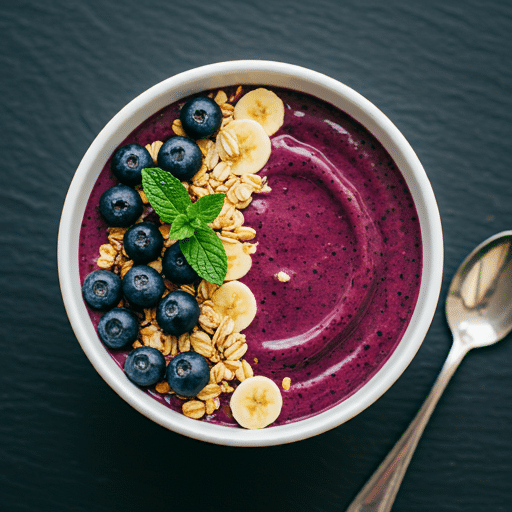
[141,168,228,285]
[169,214,196,240]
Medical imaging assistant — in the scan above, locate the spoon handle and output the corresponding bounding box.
[345,339,469,512]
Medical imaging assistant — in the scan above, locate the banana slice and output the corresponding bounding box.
[230,376,283,429]
[211,280,257,332]
[216,119,271,175]
[222,240,252,281]
[234,88,285,136]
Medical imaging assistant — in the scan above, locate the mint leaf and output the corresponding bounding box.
[186,193,225,223]
[141,168,191,223]
[141,167,228,285]
[169,214,195,240]
[180,227,228,285]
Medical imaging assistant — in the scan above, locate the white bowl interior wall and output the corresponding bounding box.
[58,60,443,446]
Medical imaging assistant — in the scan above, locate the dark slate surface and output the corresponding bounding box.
[1,1,511,511]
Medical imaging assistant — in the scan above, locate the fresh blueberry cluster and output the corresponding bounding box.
[82,243,207,388]
[98,98,222,223]
[82,119,222,391]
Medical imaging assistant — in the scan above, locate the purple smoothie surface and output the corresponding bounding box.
[78,86,422,426]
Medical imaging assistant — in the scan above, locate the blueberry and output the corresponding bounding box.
[179,96,223,139]
[124,346,166,387]
[111,143,153,186]
[123,222,164,263]
[162,242,198,285]
[157,136,203,181]
[122,265,164,308]
[166,351,210,397]
[97,307,139,349]
[156,290,200,336]
[82,270,122,310]
[99,184,143,227]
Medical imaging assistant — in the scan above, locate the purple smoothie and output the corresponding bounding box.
[78,86,422,426]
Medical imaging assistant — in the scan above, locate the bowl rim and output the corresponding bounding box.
[58,59,443,447]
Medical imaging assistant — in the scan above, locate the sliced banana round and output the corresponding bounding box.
[222,239,252,281]
[211,280,257,332]
[216,119,271,175]
[234,88,285,136]
[230,376,283,429]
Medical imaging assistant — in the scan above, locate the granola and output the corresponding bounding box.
[94,87,279,420]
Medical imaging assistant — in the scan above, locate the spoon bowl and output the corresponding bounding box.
[446,230,512,348]
[347,231,512,512]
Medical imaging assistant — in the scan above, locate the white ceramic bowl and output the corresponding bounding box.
[58,60,443,446]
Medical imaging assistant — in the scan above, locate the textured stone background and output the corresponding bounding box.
[1,1,511,511]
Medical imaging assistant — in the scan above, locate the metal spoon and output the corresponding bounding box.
[346,230,512,512]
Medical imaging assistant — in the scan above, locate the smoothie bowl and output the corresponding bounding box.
[58,60,443,446]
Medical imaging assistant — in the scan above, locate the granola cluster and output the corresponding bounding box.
[95,87,272,419]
